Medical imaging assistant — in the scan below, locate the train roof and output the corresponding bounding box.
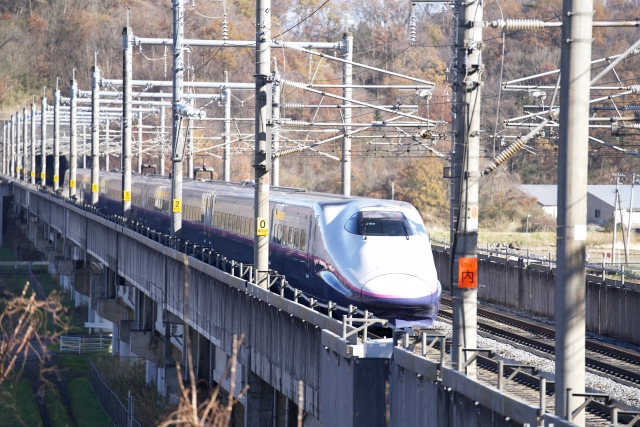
[76,169,408,210]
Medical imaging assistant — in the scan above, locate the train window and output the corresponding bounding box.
[344,211,415,237]
[274,224,281,244]
[244,217,249,235]
[250,220,254,236]
[300,230,307,251]
[282,226,289,245]
[288,228,294,246]
[294,229,300,249]
[223,213,228,230]
[233,215,239,233]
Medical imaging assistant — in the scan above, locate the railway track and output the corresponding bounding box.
[440,296,640,384]
[437,297,640,424]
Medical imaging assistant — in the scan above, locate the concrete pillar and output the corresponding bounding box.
[157,365,166,396]
[112,324,120,355]
[146,360,158,385]
[245,371,275,427]
[276,390,297,427]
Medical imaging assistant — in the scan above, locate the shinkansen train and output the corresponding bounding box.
[69,169,441,328]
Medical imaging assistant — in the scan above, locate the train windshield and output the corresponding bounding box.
[344,211,415,237]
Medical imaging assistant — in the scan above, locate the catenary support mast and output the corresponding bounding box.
[41,90,47,187]
[341,32,353,196]
[170,0,184,238]
[69,76,78,197]
[22,107,27,181]
[555,2,593,423]
[451,0,482,375]
[53,81,60,191]
[122,26,133,218]
[31,100,36,184]
[91,63,100,204]
[254,0,271,289]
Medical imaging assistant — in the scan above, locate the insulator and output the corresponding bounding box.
[490,19,545,30]
[282,43,306,54]
[409,13,417,45]
[281,103,304,109]
[630,85,640,94]
[484,137,527,175]
[273,146,305,158]
[222,15,229,40]
[280,120,309,127]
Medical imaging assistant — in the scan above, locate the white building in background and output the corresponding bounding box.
[519,185,558,218]
[519,184,640,227]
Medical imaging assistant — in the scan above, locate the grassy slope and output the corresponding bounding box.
[0,380,42,426]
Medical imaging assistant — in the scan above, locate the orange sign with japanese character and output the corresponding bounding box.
[458,257,477,289]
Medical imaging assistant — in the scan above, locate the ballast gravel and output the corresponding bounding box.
[429,318,640,409]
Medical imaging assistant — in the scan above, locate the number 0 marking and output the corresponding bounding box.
[256,217,268,236]
[173,198,182,213]
[69,179,75,188]
[91,183,98,193]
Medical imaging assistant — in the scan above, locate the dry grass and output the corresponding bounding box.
[430,229,640,263]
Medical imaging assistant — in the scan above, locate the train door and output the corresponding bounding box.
[306,215,318,279]
[203,192,216,246]
[271,204,286,273]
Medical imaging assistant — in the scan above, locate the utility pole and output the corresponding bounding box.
[271,67,281,186]
[611,174,625,264]
[2,123,5,175]
[137,111,142,174]
[105,120,110,171]
[22,107,27,181]
[160,102,166,176]
[451,0,482,375]
[69,75,78,198]
[223,83,231,182]
[187,116,194,179]
[14,112,19,179]
[627,173,636,262]
[170,0,184,238]
[31,100,36,184]
[82,125,87,169]
[9,114,14,179]
[40,89,47,187]
[555,0,593,423]
[341,31,353,196]
[123,26,133,218]
[254,0,271,289]
[53,79,60,191]
[91,61,101,204]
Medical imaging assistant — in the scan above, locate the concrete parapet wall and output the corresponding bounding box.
[433,245,640,345]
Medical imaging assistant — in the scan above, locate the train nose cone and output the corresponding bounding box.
[360,274,434,307]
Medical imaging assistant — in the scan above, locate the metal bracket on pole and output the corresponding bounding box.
[567,391,611,422]
[459,347,494,374]
[341,315,388,340]
[496,360,538,390]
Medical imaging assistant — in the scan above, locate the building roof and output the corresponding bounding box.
[519,184,640,210]
[518,185,558,207]
[587,185,640,210]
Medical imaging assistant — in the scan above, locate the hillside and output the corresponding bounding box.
[0,0,639,230]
